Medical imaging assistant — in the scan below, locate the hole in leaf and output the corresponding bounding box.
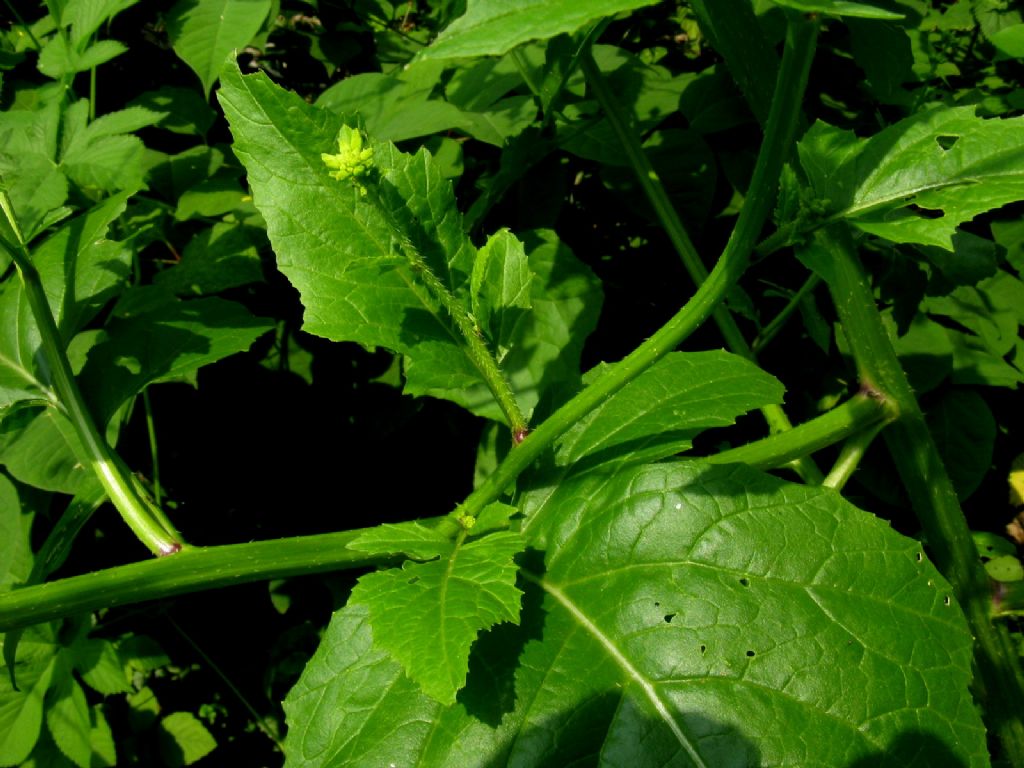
[944,595,951,606]
[936,134,959,150]
[739,577,750,587]
[746,650,756,657]
[908,204,943,220]
[663,613,676,624]
[916,552,923,563]
[699,644,707,655]
[654,601,661,608]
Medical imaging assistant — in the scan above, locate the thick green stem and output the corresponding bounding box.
[707,392,891,472]
[581,49,823,484]
[813,224,1024,765]
[0,193,184,557]
[0,528,400,632]
[461,16,819,518]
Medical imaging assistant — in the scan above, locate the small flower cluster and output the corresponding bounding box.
[322,125,374,195]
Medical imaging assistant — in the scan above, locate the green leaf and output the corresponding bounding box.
[419,229,602,422]
[79,297,274,428]
[348,528,523,704]
[927,389,996,502]
[128,87,217,136]
[769,0,904,19]
[0,407,90,494]
[153,222,265,297]
[60,0,140,47]
[554,351,785,468]
[797,107,1024,249]
[0,626,57,765]
[0,193,132,413]
[0,476,18,588]
[60,102,164,194]
[71,638,132,695]
[157,711,217,767]
[416,0,660,62]
[167,0,272,98]
[37,38,127,78]
[285,461,986,766]
[45,659,91,768]
[317,60,534,146]
[989,23,1024,58]
[471,228,532,360]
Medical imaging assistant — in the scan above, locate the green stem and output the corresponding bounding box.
[821,420,886,491]
[461,15,820,518]
[142,388,163,506]
[707,392,891,472]
[813,223,1024,766]
[753,273,822,353]
[0,192,185,557]
[367,184,528,436]
[0,528,399,632]
[581,48,823,484]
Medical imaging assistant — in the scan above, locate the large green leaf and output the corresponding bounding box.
[167,0,272,98]
[797,106,1024,249]
[284,460,984,766]
[416,0,660,62]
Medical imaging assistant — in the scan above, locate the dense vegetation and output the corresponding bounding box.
[2,0,1023,765]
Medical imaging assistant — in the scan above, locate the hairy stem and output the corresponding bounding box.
[581,49,823,484]
[812,223,1024,766]
[0,192,184,556]
[707,392,891,472]
[0,528,400,632]
[367,183,528,436]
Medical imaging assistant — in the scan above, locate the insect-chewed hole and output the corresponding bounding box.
[664,613,677,624]
[936,134,959,151]
[908,203,944,219]
[916,552,924,563]
[739,577,750,587]
[699,644,707,655]
[944,595,952,606]
[745,650,756,657]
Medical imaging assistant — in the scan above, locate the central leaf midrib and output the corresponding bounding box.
[533,574,709,768]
